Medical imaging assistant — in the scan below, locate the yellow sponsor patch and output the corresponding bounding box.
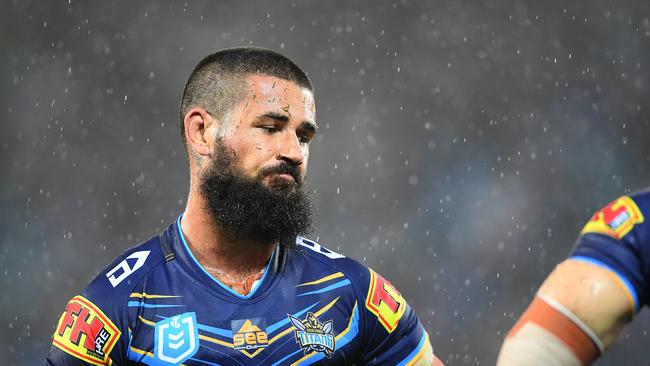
[365,269,406,333]
[232,318,269,358]
[52,296,121,366]
[581,196,644,240]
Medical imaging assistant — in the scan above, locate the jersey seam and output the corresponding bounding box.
[119,243,167,359]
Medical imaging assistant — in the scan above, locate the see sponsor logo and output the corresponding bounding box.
[231,318,268,357]
[52,296,121,366]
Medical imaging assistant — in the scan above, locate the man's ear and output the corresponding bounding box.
[184,108,212,157]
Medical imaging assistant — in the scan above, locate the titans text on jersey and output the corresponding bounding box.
[46,217,431,365]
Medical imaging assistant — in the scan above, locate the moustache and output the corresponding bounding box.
[259,163,303,187]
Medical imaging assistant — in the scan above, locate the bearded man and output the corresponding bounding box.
[46,47,442,365]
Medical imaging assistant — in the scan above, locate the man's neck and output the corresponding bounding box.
[180,193,277,295]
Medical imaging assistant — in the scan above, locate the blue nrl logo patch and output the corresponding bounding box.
[154,312,199,364]
[288,312,335,358]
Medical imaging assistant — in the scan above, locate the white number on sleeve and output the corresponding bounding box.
[297,237,345,259]
[106,250,150,287]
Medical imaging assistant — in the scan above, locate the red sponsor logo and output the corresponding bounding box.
[52,296,120,366]
[581,196,644,240]
[365,269,407,333]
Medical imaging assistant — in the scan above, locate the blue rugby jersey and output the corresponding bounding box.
[570,189,650,315]
[46,217,431,365]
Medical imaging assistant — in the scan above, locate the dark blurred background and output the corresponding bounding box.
[3,1,650,364]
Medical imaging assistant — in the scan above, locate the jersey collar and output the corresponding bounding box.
[165,215,283,301]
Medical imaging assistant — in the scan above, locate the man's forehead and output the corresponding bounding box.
[240,74,315,118]
[245,75,313,100]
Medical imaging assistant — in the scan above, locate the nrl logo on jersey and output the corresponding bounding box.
[288,312,335,358]
[154,312,199,364]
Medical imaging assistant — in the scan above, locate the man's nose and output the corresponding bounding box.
[276,132,305,166]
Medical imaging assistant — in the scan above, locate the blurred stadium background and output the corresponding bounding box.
[3,1,650,364]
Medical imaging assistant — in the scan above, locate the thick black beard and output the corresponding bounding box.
[199,139,314,249]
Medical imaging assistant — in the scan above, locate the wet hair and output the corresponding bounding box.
[179,47,313,149]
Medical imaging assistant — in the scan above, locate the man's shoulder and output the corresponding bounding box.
[49,236,166,365]
[82,235,165,302]
[578,189,650,242]
[294,236,370,277]
[293,237,422,352]
[629,188,650,213]
[292,236,389,299]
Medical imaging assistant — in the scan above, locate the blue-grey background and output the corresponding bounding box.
[3,1,650,364]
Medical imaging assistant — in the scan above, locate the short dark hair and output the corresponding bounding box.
[179,47,313,149]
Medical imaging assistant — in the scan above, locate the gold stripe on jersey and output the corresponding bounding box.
[296,272,345,287]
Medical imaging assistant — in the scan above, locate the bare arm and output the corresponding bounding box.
[497,258,634,365]
[539,259,632,345]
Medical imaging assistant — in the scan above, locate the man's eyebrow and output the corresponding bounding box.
[259,112,289,122]
[259,112,318,132]
[300,120,318,133]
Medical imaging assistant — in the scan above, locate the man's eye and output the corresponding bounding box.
[259,126,278,133]
[298,134,312,144]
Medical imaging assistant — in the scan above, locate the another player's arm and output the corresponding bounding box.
[497,259,632,365]
[498,194,648,366]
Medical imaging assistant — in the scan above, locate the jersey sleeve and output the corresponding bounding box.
[357,267,431,365]
[45,293,127,365]
[45,245,157,365]
[570,191,650,313]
